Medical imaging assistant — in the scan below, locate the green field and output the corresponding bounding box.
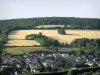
[4,47,45,54]
[4,47,80,54]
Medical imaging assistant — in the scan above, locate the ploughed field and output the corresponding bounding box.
[6,30,100,46]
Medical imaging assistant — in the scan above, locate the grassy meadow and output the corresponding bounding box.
[4,47,79,54]
[4,47,45,54]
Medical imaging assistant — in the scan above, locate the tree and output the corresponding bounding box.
[38,32,42,36]
[73,63,90,68]
[0,49,3,63]
[71,38,100,54]
[58,29,66,35]
[25,33,60,47]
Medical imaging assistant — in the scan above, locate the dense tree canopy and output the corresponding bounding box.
[71,38,100,53]
[0,17,100,34]
[0,34,7,62]
[0,34,7,49]
[58,29,66,35]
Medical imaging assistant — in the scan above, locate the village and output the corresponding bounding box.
[0,51,100,75]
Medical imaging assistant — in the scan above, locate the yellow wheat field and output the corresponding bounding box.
[35,25,65,28]
[6,30,100,46]
[6,40,40,46]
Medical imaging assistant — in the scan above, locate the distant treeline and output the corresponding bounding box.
[0,17,100,34]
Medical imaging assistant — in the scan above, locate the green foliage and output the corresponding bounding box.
[0,29,1,34]
[80,72,92,75]
[71,38,100,54]
[0,67,13,75]
[0,17,100,35]
[95,51,100,57]
[91,63,99,67]
[68,70,74,75]
[19,72,33,75]
[94,72,100,75]
[19,67,100,75]
[0,34,7,49]
[58,29,66,35]
[25,33,60,47]
[68,67,100,75]
[0,17,99,53]
[0,34,7,44]
[73,63,90,68]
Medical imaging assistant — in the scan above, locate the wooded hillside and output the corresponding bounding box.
[0,17,100,34]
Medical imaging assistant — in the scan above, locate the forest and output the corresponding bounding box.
[0,17,100,35]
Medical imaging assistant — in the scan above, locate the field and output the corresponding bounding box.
[6,40,40,46]
[35,25,65,28]
[6,30,100,47]
[4,47,45,54]
[4,47,79,54]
